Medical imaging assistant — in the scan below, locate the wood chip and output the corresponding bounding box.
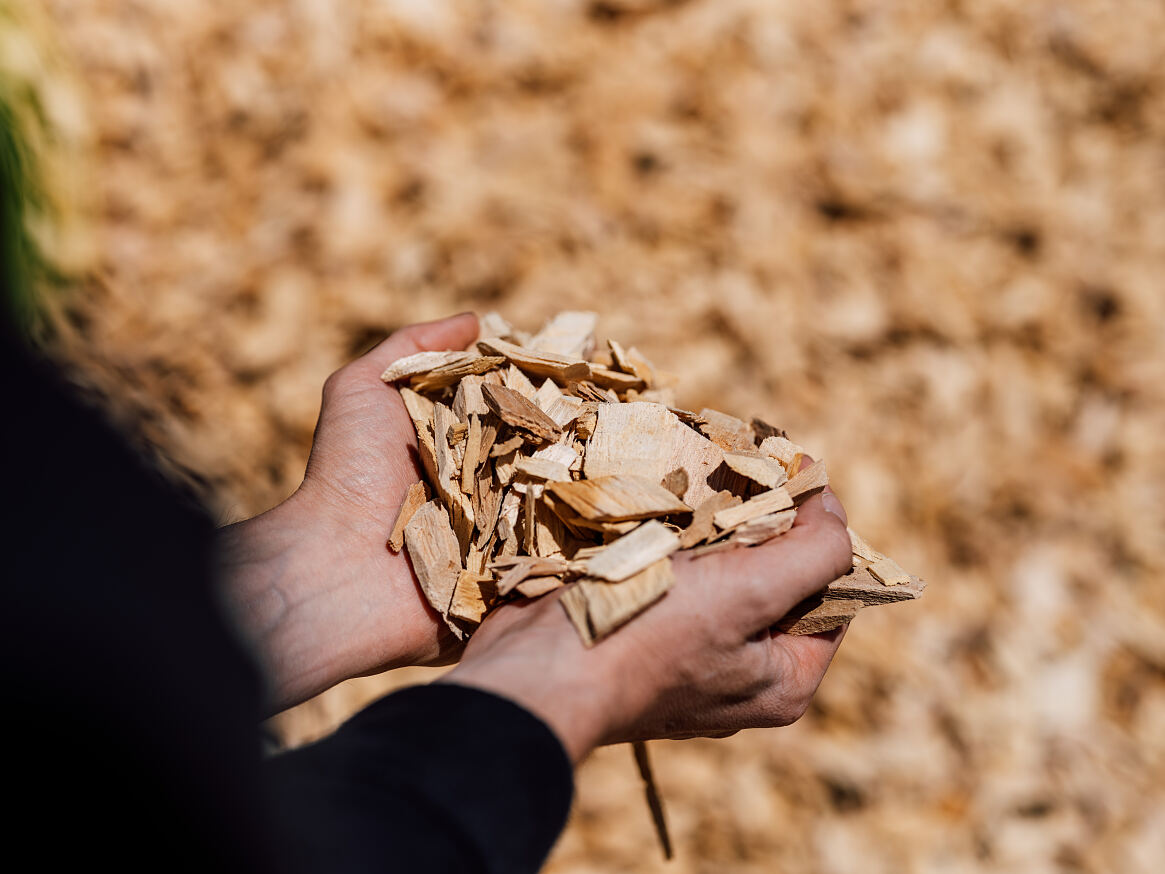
[493,555,571,596]
[411,356,506,392]
[448,570,497,630]
[785,458,829,503]
[581,558,675,642]
[585,521,680,582]
[584,402,724,507]
[515,456,572,482]
[713,487,794,532]
[720,452,789,489]
[403,501,462,621]
[867,556,914,587]
[608,338,655,386]
[777,597,862,635]
[590,363,646,393]
[750,416,787,444]
[460,415,482,494]
[528,310,598,359]
[453,374,489,419]
[697,408,756,452]
[478,337,592,382]
[680,491,740,548]
[504,363,539,399]
[388,481,429,552]
[548,475,691,522]
[730,509,797,546]
[515,575,565,598]
[482,383,564,443]
[824,567,925,605]
[490,433,526,457]
[848,527,884,564]
[758,434,807,471]
[380,350,475,383]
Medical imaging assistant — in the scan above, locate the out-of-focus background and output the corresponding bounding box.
[9,0,1165,871]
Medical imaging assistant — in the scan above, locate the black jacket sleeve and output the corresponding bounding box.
[4,335,573,873]
[268,684,573,874]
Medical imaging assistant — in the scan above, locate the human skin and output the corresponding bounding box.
[218,313,852,760]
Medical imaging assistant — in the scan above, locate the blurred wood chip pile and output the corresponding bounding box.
[383,310,923,644]
[29,0,1165,871]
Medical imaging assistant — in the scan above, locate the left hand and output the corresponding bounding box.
[217,313,479,713]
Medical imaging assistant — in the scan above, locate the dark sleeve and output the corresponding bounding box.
[267,684,574,874]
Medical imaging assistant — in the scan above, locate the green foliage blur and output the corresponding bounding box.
[0,93,39,337]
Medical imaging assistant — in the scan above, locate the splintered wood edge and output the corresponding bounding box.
[388,481,429,552]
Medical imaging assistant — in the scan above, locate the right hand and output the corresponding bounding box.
[441,487,853,763]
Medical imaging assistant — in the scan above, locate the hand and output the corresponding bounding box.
[218,313,479,713]
[442,485,853,764]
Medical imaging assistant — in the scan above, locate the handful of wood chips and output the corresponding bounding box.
[383,311,924,647]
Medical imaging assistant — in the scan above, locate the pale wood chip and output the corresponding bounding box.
[697,408,756,452]
[493,555,570,596]
[585,521,680,582]
[848,528,884,563]
[720,452,788,489]
[515,456,572,482]
[608,338,655,386]
[679,491,740,548]
[581,558,675,642]
[785,458,828,503]
[482,383,564,443]
[713,487,794,532]
[490,433,525,457]
[453,374,490,419]
[730,509,797,546]
[448,570,497,630]
[584,402,724,507]
[528,310,598,359]
[473,472,503,550]
[532,377,564,411]
[411,356,506,392]
[388,481,429,552]
[823,568,925,605]
[432,404,475,554]
[567,380,617,403]
[867,556,913,587]
[548,475,690,522]
[380,350,472,383]
[504,363,539,399]
[777,598,862,635]
[478,337,592,382]
[534,499,570,558]
[531,440,580,470]
[515,575,565,598]
[399,388,439,483]
[446,420,468,447]
[575,404,599,439]
[543,395,585,429]
[589,364,646,393]
[479,311,516,341]
[460,415,482,494]
[758,435,807,471]
[403,501,462,620]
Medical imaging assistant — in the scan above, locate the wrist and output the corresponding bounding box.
[216,489,422,711]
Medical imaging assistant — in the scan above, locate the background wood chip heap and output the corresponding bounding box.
[384,311,923,644]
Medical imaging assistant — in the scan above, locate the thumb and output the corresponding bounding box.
[350,312,480,378]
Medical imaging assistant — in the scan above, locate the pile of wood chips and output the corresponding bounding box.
[383,311,924,647]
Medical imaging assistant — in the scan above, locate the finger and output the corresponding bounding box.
[349,312,481,378]
[677,488,852,636]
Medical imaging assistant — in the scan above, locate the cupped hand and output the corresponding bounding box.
[218,313,479,713]
[443,484,854,764]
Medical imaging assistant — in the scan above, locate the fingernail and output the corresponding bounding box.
[821,489,848,526]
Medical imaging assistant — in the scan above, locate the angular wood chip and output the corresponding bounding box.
[730,508,797,546]
[515,456,572,483]
[548,475,691,522]
[697,408,757,452]
[750,416,787,444]
[582,558,675,642]
[824,568,925,605]
[720,452,789,489]
[448,570,497,630]
[660,468,689,499]
[482,383,564,443]
[388,481,429,552]
[680,491,740,548]
[380,350,474,383]
[867,556,913,587]
[777,597,862,635]
[528,310,598,359]
[515,575,565,598]
[411,356,506,392]
[403,501,462,620]
[785,458,828,503]
[584,402,724,507]
[848,527,884,564]
[585,521,680,582]
[478,337,592,382]
[713,487,794,532]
